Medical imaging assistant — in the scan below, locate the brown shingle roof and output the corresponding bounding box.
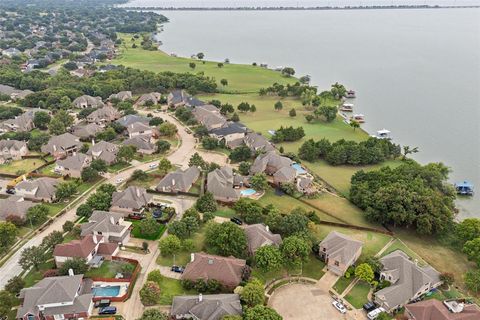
[181,252,246,288]
[53,234,102,258]
[405,300,480,320]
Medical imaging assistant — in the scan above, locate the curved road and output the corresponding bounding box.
[0,111,196,288]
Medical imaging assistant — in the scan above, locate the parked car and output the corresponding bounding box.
[6,188,15,194]
[363,302,376,312]
[153,208,163,219]
[149,163,158,169]
[99,306,117,315]
[115,177,124,184]
[171,265,185,273]
[230,217,243,225]
[94,299,111,308]
[332,300,347,314]
[367,307,386,320]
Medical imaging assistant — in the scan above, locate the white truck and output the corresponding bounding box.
[367,307,386,320]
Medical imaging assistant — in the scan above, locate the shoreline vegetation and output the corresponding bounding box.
[122,5,480,10]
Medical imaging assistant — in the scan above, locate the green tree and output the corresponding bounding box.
[33,111,51,130]
[196,192,217,213]
[250,104,256,113]
[81,166,99,182]
[241,278,265,307]
[465,269,480,293]
[274,101,283,111]
[90,159,108,172]
[55,181,78,200]
[159,235,182,256]
[27,204,49,224]
[280,235,310,268]
[19,246,46,271]
[5,276,25,295]
[376,312,390,320]
[402,145,419,160]
[229,145,252,162]
[305,114,314,123]
[48,117,67,135]
[189,62,196,70]
[440,272,455,286]
[189,152,207,169]
[314,105,337,122]
[281,67,295,77]
[117,145,136,163]
[205,222,247,258]
[137,309,168,320]
[140,281,161,306]
[220,79,228,86]
[231,112,240,122]
[168,220,189,239]
[217,63,224,68]
[76,203,93,218]
[147,270,163,284]
[255,245,283,272]
[158,122,177,137]
[41,230,64,252]
[63,220,75,233]
[0,222,18,250]
[131,169,149,181]
[156,140,171,153]
[58,258,88,275]
[355,263,375,283]
[238,162,251,176]
[158,158,173,175]
[244,305,282,320]
[0,290,16,319]
[139,217,159,237]
[250,173,269,191]
[202,136,219,150]
[237,102,251,113]
[350,120,360,131]
[456,218,480,244]
[86,191,112,211]
[289,108,296,117]
[463,237,480,266]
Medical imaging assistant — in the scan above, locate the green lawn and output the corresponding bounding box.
[333,276,355,295]
[213,206,236,218]
[107,162,131,173]
[85,260,135,279]
[44,202,67,217]
[130,219,166,240]
[381,239,427,266]
[312,224,392,260]
[113,34,296,94]
[0,158,46,175]
[157,226,206,267]
[158,277,196,305]
[344,281,371,309]
[23,260,55,287]
[126,173,163,189]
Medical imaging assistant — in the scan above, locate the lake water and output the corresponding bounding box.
[127,4,480,219]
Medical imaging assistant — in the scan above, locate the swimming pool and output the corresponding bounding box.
[241,188,256,196]
[92,285,121,297]
[292,163,307,174]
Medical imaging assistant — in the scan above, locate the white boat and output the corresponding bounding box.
[345,90,356,98]
[374,129,391,139]
[340,103,354,112]
[351,114,365,123]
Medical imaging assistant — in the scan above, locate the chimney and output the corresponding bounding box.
[190,253,195,262]
[91,139,95,146]
[265,225,270,233]
[414,259,418,266]
[198,293,203,302]
[22,174,27,181]
[93,235,98,244]
[53,144,57,152]
[172,179,175,186]
[110,216,115,225]
[68,268,74,276]
[136,188,141,198]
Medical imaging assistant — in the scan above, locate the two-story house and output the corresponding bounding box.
[81,210,132,245]
[318,231,363,276]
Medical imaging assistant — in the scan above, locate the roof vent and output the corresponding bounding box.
[68,268,74,276]
[208,259,214,265]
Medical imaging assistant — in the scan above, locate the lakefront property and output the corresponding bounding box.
[0,1,478,320]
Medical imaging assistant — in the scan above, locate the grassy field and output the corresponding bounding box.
[113,34,296,93]
[333,276,355,295]
[312,224,392,260]
[213,206,236,218]
[344,281,371,309]
[85,260,135,278]
[0,158,47,175]
[130,219,166,240]
[380,238,427,266]
[158,277,196,305]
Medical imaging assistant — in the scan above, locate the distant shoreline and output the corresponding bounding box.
[122,5,480,11]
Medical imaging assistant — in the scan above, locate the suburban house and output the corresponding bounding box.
[86,105,121,125]
[0,109,37,133]
[318,231,363,276]
[156,166,200,193]
[171,294,243,320]
[127,122,153,138]
[182,252,247,288]
[123,135,156,154]
[374,250,442,312]
[272,166,297,185]
[192,105,227,131]
[53,234,119,267]
[41,133,83,159]
[250,151,293,175]
[72,123,103,139]
[16,274,93,320]
[244,224,282,255]
[207,166,241,202]
[110,186,153,217]
[136,92,161,106]
[167,89,188,108]
[55,153,92,178]
[109,91,132,101]
[209,122,247,149]
[15,177,60,202]
[243,132,275,153]
[0,196,36,222]
[72,95,105,109]
[0,84,33,101]
[86,140,119,165]
[404,299,480,320]
[81,210,132,245]
[0,139,28,163]
[116,114,150,127]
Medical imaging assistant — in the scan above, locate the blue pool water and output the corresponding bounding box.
[241,189,256,196]
[292,163,307,174]
[92,285,121,297]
